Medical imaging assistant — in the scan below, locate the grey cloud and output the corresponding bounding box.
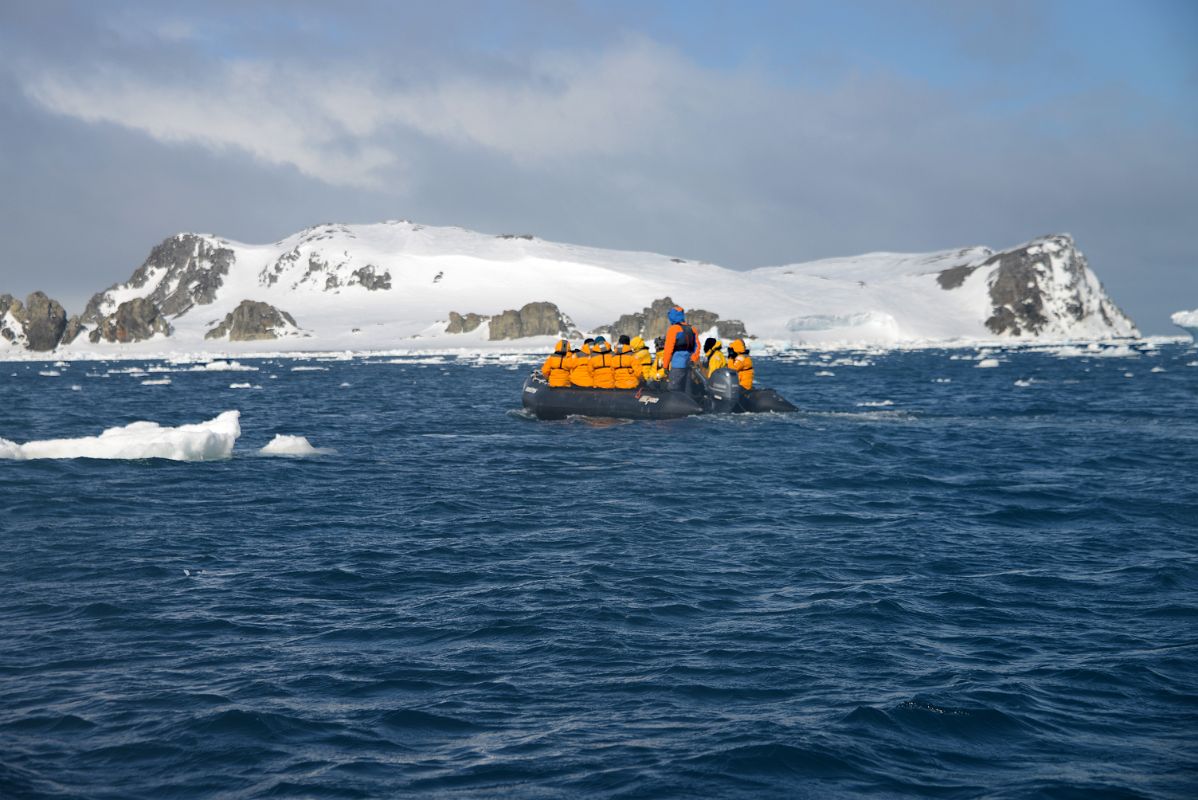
[1,2,1195,332]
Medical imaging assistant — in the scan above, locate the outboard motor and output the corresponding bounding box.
[701,368,740,414]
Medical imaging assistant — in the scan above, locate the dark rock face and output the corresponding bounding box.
[88,298,173,343]
[599,297,747,341]
[350,265,391,291]
[936,264,981,290]
[0,292,69,351]
[61,316,85,345]
[0,294,22,344]
[980,235,1133,337]
[445,311,486,334]
[205,300,298,341]
[445,303,574,339]
[21,292,68,351]
[488,302,575,340]
[82,234,235,324]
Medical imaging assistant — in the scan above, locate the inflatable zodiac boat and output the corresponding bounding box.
[521,367,796,421]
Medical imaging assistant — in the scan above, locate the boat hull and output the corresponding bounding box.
[522,376,702,420]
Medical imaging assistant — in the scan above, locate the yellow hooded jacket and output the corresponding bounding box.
[541,340,572,387]
[611,344,643,389]
[728,339,753,390]
[704,340,728,377]
[589,341,616,388]
[567,343,593,387]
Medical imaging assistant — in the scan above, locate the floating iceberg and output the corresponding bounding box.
[1171,309,1198,341]
[0,411,240,461]
[259,434,332,456]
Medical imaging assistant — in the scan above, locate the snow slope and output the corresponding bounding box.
[7,220,1140,358]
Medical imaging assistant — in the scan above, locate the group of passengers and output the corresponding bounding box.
[540,305,753,393]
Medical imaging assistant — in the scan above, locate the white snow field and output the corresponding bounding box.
[3,220,1140,361]
[0,411,241,461]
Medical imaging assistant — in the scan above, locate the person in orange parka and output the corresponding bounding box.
[611,334,643,389]
[567,338,595,387]
[727,338,754,390]
[540,339,572,387]
[588,336,617,388]
[661,306,701,392]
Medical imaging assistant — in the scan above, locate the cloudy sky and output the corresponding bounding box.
[1,0,1194,331]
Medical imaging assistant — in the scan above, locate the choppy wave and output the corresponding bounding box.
[1,346,1195,798]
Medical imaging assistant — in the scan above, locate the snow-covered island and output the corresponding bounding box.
[1170,309,1198,341]
[1,220,1138,359]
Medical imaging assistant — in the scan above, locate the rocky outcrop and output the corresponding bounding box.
[443,302,576,339]
[935,235,1136,338]
[0,292,69,351]
[61,315,85,345]
[81,234,235,324]
[88,298,173,343]
[445,311,487,334]
[599,297,748,341]
[349,265,391,291]
[204,300,299,341]
[488,302,575,340]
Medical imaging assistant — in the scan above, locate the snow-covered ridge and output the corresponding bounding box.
[2,220,1139,358]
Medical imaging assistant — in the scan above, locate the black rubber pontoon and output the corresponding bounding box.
[737,387,798,413]
[522,374,702,420]
[690,366,798,414]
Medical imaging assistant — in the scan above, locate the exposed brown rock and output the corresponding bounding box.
[88,298,173,343]
[204,300,298,341]
[445,311,486,334]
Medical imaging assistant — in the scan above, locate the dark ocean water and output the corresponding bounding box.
[2,343,1197,799]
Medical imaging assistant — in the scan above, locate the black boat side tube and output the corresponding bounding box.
[522,374,702,420]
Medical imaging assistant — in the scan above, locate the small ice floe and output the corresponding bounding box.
[190,360,257,372]
[814,370,835,377]
[1124,372,1134,378]
[228,382,259,389]
[0,411,240,461]
[1151,366,1166,373]
[975,359,1001,368]
[1188,361,1198,368]
[932,378,952,383]
[141,378,171,386]
[38,370,60,377]
[339,382,351,388]
[856,400,894,407]
[1014,378,1034,387]
[259,434,333,457]
[290,366,329,372]
[70,384,82,392]
[53,360,69,368]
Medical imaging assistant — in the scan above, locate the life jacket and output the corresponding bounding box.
[662,322,700,367]
[589,343,616,388]
[541,340,572,387]
[611,346,641,389]
[673,324,696,354]
[568,344,593,387]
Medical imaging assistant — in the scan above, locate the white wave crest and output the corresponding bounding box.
[0,411,240,461]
